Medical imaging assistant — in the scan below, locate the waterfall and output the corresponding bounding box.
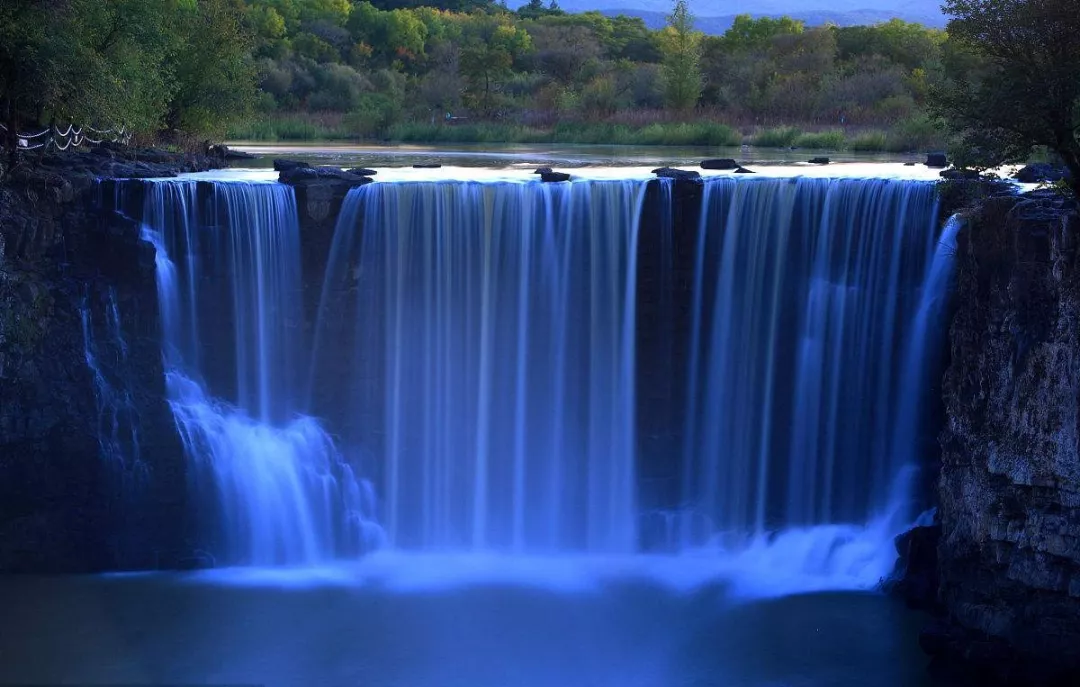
[139,181,382,566]
[80,287,146,494]
[677,177,944,556]
[310,180,647,553]
[125,171,958,584]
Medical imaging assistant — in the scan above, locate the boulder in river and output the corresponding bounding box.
[926,152,948,168]
[273,159,310,172]
[653,168,701,180]
[540,171,571,182]
[278,165,373,187]
[347,168,378,177]
[701,159,739,170]
[808,157,830,165]
[1013,163,1073,184]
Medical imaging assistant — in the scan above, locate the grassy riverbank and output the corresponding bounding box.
[227,114,945,154]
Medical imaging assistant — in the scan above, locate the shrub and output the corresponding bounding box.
[793,130,846,149]
[848,131,889,151]
[753,126,802,147]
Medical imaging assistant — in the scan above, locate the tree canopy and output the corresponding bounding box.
[931,0,1080,195]
[1,0,961,152]
[1,0,257,148]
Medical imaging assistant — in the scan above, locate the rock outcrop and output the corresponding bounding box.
[0,147,218,572]
[932,191,1080,685]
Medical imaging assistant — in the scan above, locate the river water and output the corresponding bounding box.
[0,561,940,687]
[227,141,923,170]
[0,151,957,687]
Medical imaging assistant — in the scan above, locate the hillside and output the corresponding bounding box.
[513,1,947,29]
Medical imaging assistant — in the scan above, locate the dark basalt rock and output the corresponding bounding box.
[273,159,310,172]
[933,195,1080,686]
[940,169,981,180]
[653,167,701,180]
[412,163,442,169]
[278,166,373,187]
[209,144,256,160]
[533,166,553,174]
[1014,163,1073,184]
[734,166,755,174]
[0,148,213,572]
[886,523,940,611]
[701,158,739,170]
[540,172,571,182]
[808,157,830,165]
[347,168,378,177]
[926,152,948,168]
[904,161,918,166]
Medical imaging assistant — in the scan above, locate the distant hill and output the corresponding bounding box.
[510,1,948,31]
[595,8,946,33]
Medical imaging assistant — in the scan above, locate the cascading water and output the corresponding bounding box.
[80,287,146,493]
[673,177,947,582]
[139,180,381,566]
[126,171,959,591]
[310,180,646,552]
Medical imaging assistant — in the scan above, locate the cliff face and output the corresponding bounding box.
[933,192,1080,684]
[0,151,216,572]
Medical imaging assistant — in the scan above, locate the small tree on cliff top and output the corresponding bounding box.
[930,0,1080,198]
[660,0,702,112]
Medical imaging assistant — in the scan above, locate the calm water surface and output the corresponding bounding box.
[227,141,924,170]
[0,560,943,687]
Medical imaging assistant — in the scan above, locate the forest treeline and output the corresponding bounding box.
[0,0,1052,157]
[1,0,964,150]
[234,0,964,150]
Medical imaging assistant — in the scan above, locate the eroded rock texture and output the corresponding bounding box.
[0,150,217,572]
[934,192,1080,684]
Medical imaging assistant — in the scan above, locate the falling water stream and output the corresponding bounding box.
[3,170,965,687]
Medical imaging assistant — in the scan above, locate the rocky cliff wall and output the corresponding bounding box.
[930,191,1080,685]
[0,149,218,572]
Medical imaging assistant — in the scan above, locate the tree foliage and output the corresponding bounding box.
[0,0,258,147]
[930,0,1080,195]
[659,0,702,111]
[2,0,960,147]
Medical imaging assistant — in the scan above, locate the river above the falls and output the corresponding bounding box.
[0,559,940,687]
[225,141,927,170]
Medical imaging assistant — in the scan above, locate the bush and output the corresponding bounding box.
[345,92,402,137]
[309,64,372,112]
[793,130,846,149]
[848,131,889,151]
[884,115,943,152]
[753,126,802,147]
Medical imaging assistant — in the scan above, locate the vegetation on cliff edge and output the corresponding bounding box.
[930,0,1080,197]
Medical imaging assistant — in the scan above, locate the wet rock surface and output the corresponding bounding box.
[1014,163,1073,184]
[278,165,374,187]
[701,158,739,170]
[0,147,207,572]
[933,193,1080,685]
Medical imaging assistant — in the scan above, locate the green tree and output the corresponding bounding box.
[167,0,259,139]
[721,14,803,53]
[659,0,701,111]
[931,0,1080,195]
[460,42,512,116]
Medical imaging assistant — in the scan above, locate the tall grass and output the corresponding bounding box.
[227,114,353,141]
[386,121,741,146]
[752,126,802,148]
[792,130,846,150]
[227,113,944,153]
[848,131,890,152]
